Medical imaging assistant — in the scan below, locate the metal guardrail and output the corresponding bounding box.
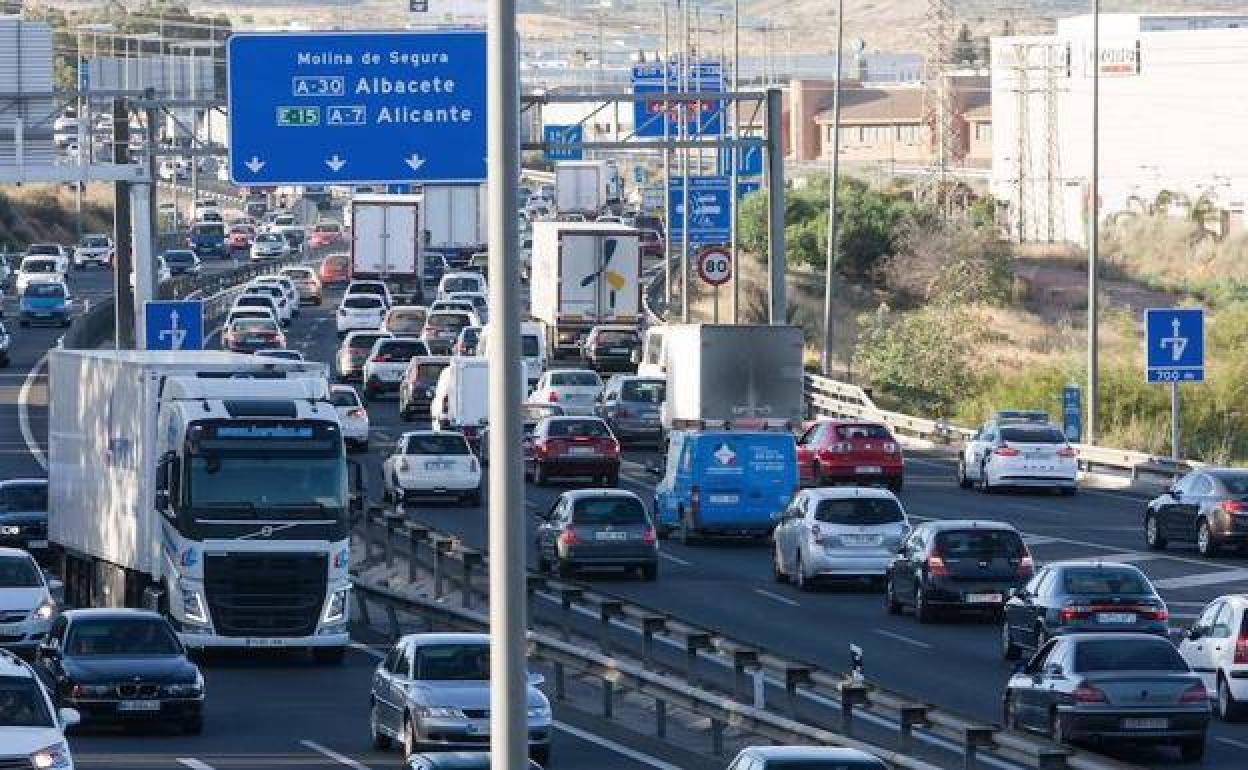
[353,509,1142,770]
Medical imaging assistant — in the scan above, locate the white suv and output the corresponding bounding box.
[361,337,430,400]
[957,413,1078,495]
[0,648,78,768]
[0,548,58,656]
[1180,595,1248,721]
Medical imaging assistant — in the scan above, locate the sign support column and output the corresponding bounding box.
[765,87,786,324]
[1170,382,1180,462]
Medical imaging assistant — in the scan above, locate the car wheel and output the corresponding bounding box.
[1145,513,1167,550]
[885,577,902,614]
[1001,620,1021,660]
[915,585,937,624]
[957,458,972,489]
[795,553,813,592]
[1198,519,1219,557]
[1052,710,1074,745]
[1003,692,1021,730]
[978,462,994,494]
[1179,736,1206,762]
[1219,676,1245,721]
[370,701,392,750]
[773,544,789,583]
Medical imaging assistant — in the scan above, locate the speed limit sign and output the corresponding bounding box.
[696,247,732,286]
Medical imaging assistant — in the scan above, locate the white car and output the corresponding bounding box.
[72,234,113,268]
[251,276,300,316]
[361,337,430,400]
[957,413,1078,495]
[437,271,487,300]
[14,257,65,295]
[344,280,393,309]
[0,548,58,655]
[192,199,221,221]
[383,430,482,504]
[337,294,386,334]
[250,232,289,260]
[446,292,489,324]
[231,294,287,327]
[242,285,293,324]
[253,349,304,362]
[529,369,604,416]
[0,647,78,769]
[330,385,370,451]
[129,255,171,289]
[772,487,911,589]
[1179,594,1248,721]
[23,245,70,274]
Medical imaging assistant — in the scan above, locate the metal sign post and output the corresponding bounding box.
[1145,308,1205,461]
[696,246,731,323]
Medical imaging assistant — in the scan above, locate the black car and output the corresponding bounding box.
[581,325,640,373]
[407,753,542,770]
[0,479,48,556]
[534,489,657,580]
[885,520,1032,622]
[1145,468,1248,556]
[1003,633,1210,760]
[1002,561,1168,660]
[35,609,204,733]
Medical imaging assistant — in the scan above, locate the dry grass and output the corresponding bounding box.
[0,184,114,252]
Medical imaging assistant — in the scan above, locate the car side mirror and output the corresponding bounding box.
[58,707,80,728]
[1187,626,1204,641]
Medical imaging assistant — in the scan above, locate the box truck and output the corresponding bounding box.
[554,160,621,216]
[350,193,424,295]
[47,350,352,663]
[423,183,487,264]
[529,221,641,358]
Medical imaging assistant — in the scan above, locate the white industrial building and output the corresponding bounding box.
[991,13,1248,244]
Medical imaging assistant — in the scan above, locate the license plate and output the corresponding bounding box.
[568,446,596,456]
[27,540,47,549]
[118,700,160,712]
[425,461,451,470]
[709,494,739,504]
[595,531,629,541]
[246,638,286,647]
[842,534,881,546]
[855,466,882,474]
[246,337,263,343]
[966,593,1002,604]
[1096,612,1137,624]
[1122,718,1168,730]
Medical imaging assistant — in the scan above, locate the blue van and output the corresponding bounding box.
[188,221,227,259]
[19,282,71,327]
[654,430,799,542]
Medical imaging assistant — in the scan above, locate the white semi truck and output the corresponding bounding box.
[47,350,352,663]
[529,221,641,357]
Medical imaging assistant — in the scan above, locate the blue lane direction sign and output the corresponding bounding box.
[1062,384,1082,443]
[145,301,204,351]
[227,31,487,185]
[543,124,583,161]
[1145,307,1205,383]
[632,60,723,139]
[737,180,762,199]
[669,176,731,244]
[718,144,763,177]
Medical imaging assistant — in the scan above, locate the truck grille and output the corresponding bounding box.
[204,552,327,637]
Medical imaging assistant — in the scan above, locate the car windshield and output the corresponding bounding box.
[758,763,879,770]
[436,302,473,313]
[0,483,46,512]
[387,309,427,333]
[814,497,905,526]
[192,224,224,236]
[621,380,665,403]
[572,497,648,526]
[427,313,469,330]
[935,530,1024,558]
[522,335,541,357]
[377,340,428,359]
[1000,426,1066,443]
[82,236,109,248]
[233,319,277,333]
[1215,473,1248,495]
[596,330,638,346]
[314,223,340,233]
[1062,568,1152,595]
[404,434,471,455]
[331,390,360,408]
[66,617,182,656]
[344,296,382,309]
[275,216,295,226]
[164,251,195,263]
[547,419,610,438]
[347,334,387,353]
[351,284,387,296]
[24,283,64,298]
[230,311,269,322]
[443,277,479,293]
[26,245,58,256]
[187,454,346,514]
[836,424,893,440]
[236,297,272,309]
[323,256,349,270]
[550,371,601,387]
[257,234,283,244]
[413,643,490,680]
[0,677,53,727]
[1074,639,1188,672]
[0,555,40,587]
[285,269,314,280]
[23,260,57,273]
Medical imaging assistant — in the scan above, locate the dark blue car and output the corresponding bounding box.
[19,282,71,327]
[188,221,227,259]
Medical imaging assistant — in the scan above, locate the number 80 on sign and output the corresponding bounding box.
[696,246,732,286]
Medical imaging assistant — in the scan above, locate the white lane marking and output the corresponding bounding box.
[553,720,682,770]
[300,739,371,770]
[873,629,933,649]
[177,761,215,770]
[18,353,48,471]
[753,588,800,607]
[1217,736,1248,750]
[1154,569,1248,590]
[1022,535,1059,546]
[659,551,692,567]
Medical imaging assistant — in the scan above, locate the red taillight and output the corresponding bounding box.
[1140,605,1168,621]
[642,527,656,545]
[617,407,632,418]
[547,391,559,402]
[994,445,1022,457]
[1059,605,1090,623]
[1236,633,1248,665]
[927,551,950,577]
[1180,683,1209,704]
[1056,447,1076,458]
[348,408,366,418]
[1017,553,1034,579]
[601,438,620,456]
[371,354,388,362]
[559,529,580,546]
[1222,500,1248,514]
[1072,684,1108,703]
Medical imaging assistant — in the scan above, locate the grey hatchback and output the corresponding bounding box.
[534,489,658,580]
[595,375,664,445]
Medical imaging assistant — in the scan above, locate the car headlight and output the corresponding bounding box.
[527,705,552,720]
[417,706,465,719]
[322,587,349,625]
[70,683,113,698]
[30,741,71,769]
[163,671,204,697]
[33,598,56,620]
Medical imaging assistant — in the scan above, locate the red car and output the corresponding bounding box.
[227,225,255,251]
[319,253,351,285]
[639,229,664,258]
[524,416,621,486]
[796,419,904,492]
[309,222,343,248]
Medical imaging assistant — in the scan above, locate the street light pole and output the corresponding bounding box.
[820,0,845,377]
[729,0,740,323]
[1087,0,1101,443]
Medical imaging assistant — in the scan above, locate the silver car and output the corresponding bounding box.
[595,375,664,445]
[369,633,552,764]
[772,487,910,589]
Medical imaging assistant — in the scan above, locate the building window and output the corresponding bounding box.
[897,123,921,144]
[974,121,991,141]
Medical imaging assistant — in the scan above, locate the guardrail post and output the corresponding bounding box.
[838,682,868,736]
[685,633,711,686]
[370,510,386,568]
[732,650,759,703]
[1037,751,1069,770]
[598,601,623,655]
[784,666,813,719]
[898,704,928,754]
[963,726,995,770]
[553,660,566,701]
[386,517,402,571]
[602,678,614,719]
[655,698,667,740]
[641,615,666,669]
[407,523,429,582]
[384,602,400,639]
[460,550,483,608]
[710,718,725,756]
[434,538,454,599]
[559,588,583,642]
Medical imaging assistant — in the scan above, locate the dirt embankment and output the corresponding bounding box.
[0,184,114,253]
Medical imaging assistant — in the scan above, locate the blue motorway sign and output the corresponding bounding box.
[1062,384,1081,443]
[632,60,723,139]
[1145,307,1205,383]
[145,301,204,351]
[227,31,487,185]
[543,124,583,161]
[737,180,762,198]
[669,176,731,244]
[718,144,763,177]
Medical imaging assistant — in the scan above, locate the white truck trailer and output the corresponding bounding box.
[554,160,615,216]
[350,193,425,295]
[47,350,352,663]
[529,221,642,357]
[423,183,487,261]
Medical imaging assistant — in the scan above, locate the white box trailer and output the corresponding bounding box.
[423,183,487,257]
[350,193,424,293]
[529,221,642,357]
[555,160,610,215]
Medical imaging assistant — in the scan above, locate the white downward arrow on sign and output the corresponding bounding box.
[244,156,265,173]
[404,154,426,172]
[326,155,346,172]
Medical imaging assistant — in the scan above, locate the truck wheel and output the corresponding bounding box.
[312,646,346,665]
